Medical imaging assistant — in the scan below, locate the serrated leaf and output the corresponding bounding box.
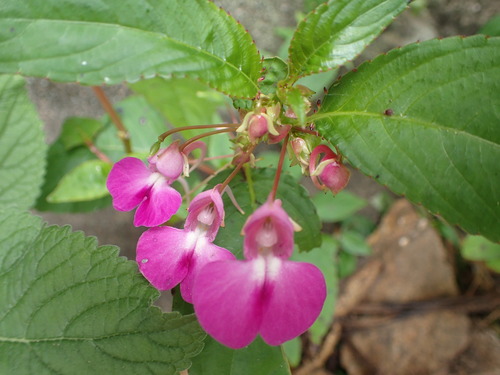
[291,235,339,344]
[312,191,368,222]
[313,36,500,242]
[288,0,407,78]
[211,168,322,255]
[0,208,205,375]
[189,336,291,375]
[47,159,111,203]
[0,75,46,210]
[95,95,168,161]
[60,117,103,150]
[130,77,228,140]
[35,142,111,213]
[0,0,261,98]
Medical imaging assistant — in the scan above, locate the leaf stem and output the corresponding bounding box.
[92,86,132,154]
[179,129,235,153]
[84,139,112,164]
[219,145,257,192]
[244,163,257,210]
[269,133,290,202]
[158,123,238,143]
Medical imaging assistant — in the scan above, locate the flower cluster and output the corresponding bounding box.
[106,105,350,349]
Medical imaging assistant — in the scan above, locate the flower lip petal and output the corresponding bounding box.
[134,178,182,227]
[192,259,265,349]
[136,227,194,291]
[180,239,235,303]
[106,157,152,211]
[259,258,326,346]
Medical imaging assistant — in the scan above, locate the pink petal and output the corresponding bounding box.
[134,179,182,227]
[136,227,194,291]
[243,199,294,259]
[184,187,224,241]
[149,142,184,181]
[180,239,235,303]
[259,259,326,346]
[192,259,265,349]
[106,157,152,211]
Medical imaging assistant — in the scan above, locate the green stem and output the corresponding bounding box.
[269,133,290,202]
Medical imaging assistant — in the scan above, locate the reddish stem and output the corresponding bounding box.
[269,133,290,202]
[219,145,257,192]
[92,86,132,154]
[84,139,112,164]
[158,123,238,143]
[179,128,235,153]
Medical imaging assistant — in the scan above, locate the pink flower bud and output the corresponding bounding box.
[309,145,350,194]
[248,114,269,142]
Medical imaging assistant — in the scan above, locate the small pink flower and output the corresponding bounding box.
[309,145,350,194]
[192,200,326,349]
[106,152,182,227]
[136,187,235,302]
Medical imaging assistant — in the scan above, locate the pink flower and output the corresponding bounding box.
[106,145,183,227]
[136,187,235,302]
[309,145,350,194]
[192,199,326,349]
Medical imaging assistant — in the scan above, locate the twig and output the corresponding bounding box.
[92,86,132,154]
[294,323,342,375]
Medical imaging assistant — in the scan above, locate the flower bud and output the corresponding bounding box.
[309,145,350,194]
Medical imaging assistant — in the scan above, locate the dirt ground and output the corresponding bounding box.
[27,1,500,374]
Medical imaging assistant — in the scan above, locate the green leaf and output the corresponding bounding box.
[130,77,228,140]
[211,168,322,256]
[479,15,500,37]
[260,57,289,95]
[339,230,372,256]
[461,235,500,262]
[0,75,46,210]
[59,117,103,150]
[35,142,111,213]
[314,36,500,242]
[280,86,308,125]
[282,337,302,368]
[47,159,111,203]
[95,95,168,161]
[288,0,407,78]
[0,0,261,98]
[291,235,339,344]
[0,208,205,374]
[189,336,291,375]
[312,191,368,222]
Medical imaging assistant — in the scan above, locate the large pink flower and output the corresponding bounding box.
[136,187,235,302]
[106,143,185,227]
[192,199,326,349]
